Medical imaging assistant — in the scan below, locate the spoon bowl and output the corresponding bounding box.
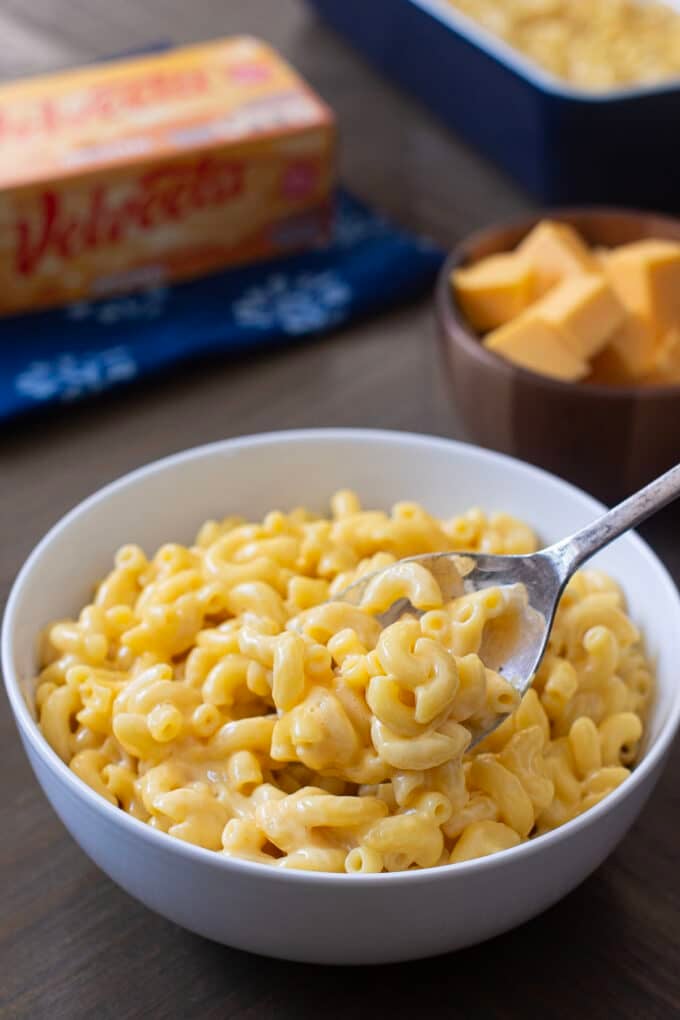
[337,462,680,743]
[337,550,562,744]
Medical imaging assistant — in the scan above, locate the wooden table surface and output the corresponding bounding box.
[2,1,680,1017]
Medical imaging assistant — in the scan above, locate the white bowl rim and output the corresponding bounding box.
[3,427,680,886]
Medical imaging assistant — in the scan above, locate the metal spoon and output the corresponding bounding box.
[337,462,680,745]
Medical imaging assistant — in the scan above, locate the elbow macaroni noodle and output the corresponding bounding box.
[35,492,653,872]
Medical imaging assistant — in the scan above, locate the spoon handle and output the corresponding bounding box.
[548,462,680,579]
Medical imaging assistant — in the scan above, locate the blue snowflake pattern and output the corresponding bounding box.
[15,347,138,403]
[232,270,353,334]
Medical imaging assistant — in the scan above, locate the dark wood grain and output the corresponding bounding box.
[1,3,679,1018]
[437,209,680,503]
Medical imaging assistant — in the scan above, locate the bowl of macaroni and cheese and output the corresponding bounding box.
[3,429,680,963]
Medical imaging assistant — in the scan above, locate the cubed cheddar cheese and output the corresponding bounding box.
[516,220,599,296]
[454,218,680,387]
[452,253,535,331]
[484,314,588,381]
[596,325,680,386]
[646,328,680,384]
[592,247,611,270]
[604,239,680,336]
[532,274,625,360]
[598,313,658,380]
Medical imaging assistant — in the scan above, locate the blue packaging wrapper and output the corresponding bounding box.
[0,191,443,421]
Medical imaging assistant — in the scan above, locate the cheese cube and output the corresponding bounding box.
[533,274,626,359]
[517,220,599,296]
[484,314,589,381]
[452,253,535,331]
[610,313,658,377]
[589,314,658,383]
[604,240,680,336]
[646,328,680,384]
[656,328,680,377]
[592,247,612,270]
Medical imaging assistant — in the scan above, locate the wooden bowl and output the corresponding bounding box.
[436,208,680,504]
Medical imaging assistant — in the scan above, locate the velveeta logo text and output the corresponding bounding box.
[14,157,245,276]
[0,58,274,145]
[0,68,210,143]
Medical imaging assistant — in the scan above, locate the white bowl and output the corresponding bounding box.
[4,429,680,965]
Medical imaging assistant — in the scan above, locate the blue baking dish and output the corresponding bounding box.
[306,0,680,208]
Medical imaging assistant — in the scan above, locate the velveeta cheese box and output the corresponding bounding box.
[0,37,335,315]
